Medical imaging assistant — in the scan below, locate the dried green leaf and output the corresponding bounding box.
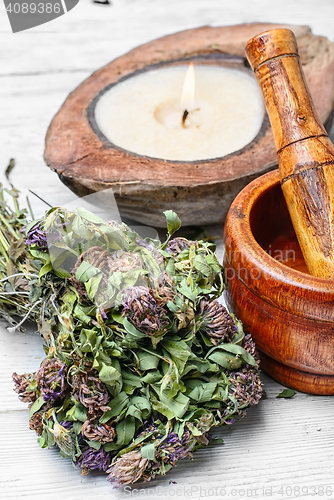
[177,278,198,302]
[212,437,224,444]
[123,317,146,341]
[75,260,101,282]
[164,210,181,238]
[140,370,161,384]
[156,389,190,419]
[137,350,160,371]
[205,253,222,273]
[188,382,217,403]
[39,260,53,279]
[100,392,129,423]
[85,273,103,302]
[206,343,256,367]
[207,350,244,370]
[161,339,191,374]
[85,440,101,450]
[141,443,155,461]
[74,403,87,422]
[193,254,214,278]
[29,396,45,419]
[5,158,15,180]
[126,404,142,422]
[219,343,256,366]
[130,396,151,420]
[116,415,136,446]
[99,362,122,388]
[276,389,296,398]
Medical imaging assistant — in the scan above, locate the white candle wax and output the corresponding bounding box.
[94,65,264,162]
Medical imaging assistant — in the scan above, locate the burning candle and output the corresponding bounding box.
[94,63,264,162]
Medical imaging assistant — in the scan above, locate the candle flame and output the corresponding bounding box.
[181,62,195,112]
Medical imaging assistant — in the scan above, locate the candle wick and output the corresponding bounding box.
[181,109,189,128]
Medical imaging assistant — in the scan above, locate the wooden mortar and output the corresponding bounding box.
[44,24,334,227]
[223,169,334,395]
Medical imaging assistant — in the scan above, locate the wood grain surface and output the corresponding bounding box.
[1,0,334,498]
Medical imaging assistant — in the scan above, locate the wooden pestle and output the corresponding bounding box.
[245,28,334,278]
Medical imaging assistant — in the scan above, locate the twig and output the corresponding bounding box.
[28,190,53,208]
[7,299,43,333]
[0,273,39,283]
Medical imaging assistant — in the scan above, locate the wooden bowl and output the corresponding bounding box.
[44,23,334,227]
[223,169,334,395]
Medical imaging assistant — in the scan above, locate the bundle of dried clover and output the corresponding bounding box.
[0,188,263,487]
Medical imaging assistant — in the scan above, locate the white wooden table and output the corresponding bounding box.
[1,1,334,499]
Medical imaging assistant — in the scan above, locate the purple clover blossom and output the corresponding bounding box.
[198,299,237,345]
[159,427,196,463]
[73,374,109,414]
[76,445,112,472]
[35,358,68,402]
[99,308,108,319]
[23,221,48,248]
[121,286,169,337]
[242,333,260,366]
[60,420,73,430]
[228,368,263,407]
[166,237,193,257]
[12,372,37,403]
[160,432,190,462]
[107,425,198,487]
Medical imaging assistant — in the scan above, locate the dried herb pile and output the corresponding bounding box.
[1,188,263,487]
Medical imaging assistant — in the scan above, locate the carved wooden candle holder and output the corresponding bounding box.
[44,24,334,227]
[224,29,334,395]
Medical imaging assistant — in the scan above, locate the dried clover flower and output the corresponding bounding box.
[166,237,193,257]
[158,427,195,463]
[122,285,169,336]
[24,221,48,248]
[49,421,75,457]
[108,249,143,273]
[198,299,237,345]
[107,426,197,487]
[227,333,263,407]
[242,332,261,367]
[29,412,43,436]
[76,446,112,472]
[72,373,109,414]
[70,246,145,305]
[35,358,68,402]
[12,372,37,403]
[107,450,150,487]
[228,368,263,407]
[81,420,116,443]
